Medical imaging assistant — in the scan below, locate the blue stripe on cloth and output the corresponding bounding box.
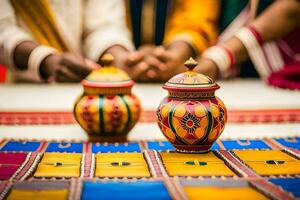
[221,139,270,150]
[45,142,83,153]
[275,138,300,150]
[91,142,141,153]
[146,141,219,151]
[82,181,171,200]
[0,141,40,152]
[211,142,220,150]
[269,178,300,198]
[146,141,175,151]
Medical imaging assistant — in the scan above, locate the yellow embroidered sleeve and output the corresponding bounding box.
[34,153,82,177]
[95,153,150,177]
[233,150,300,175]
[164,0,220,54]
[160,152,234,176]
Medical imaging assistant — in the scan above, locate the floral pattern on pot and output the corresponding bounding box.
[157,97,226,149]
[73,54,141,142]
[156,57,227,153]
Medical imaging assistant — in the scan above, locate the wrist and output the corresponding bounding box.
[195,58,219,80]
[27,45,58,82]
[201,45,236,79]
[167,41,195,60]
[40,54,60,79]
[14,41,37,70]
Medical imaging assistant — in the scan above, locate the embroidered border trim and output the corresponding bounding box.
[163,177,188,200]
[215,150,258,177]
[215,150,296,200]
[69,179,82,200]
[0,181,12,200]
[10,152,32,181]
[16,153,42,181]
[1,109,300,125]
[249,179,294,200]
[81,153,94,178]
[143,150,168,178]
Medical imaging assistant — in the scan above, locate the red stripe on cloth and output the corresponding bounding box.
[0,181,12,200]
[83,153,93,178]
[143,150,167,178]
[0,111,75,125]
[215,150,259,178]
[0,109,300,125]
[249,179,294,200]
[163,178,188,200]
[283,148,300,160]
[83,142,91,154]
[263,139,282,150]
[0,140,8,150]
[14,152,41,181]
[36,141,48,153]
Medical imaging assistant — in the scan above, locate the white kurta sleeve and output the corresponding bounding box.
[0,0,33,70]
[82,0,134,62]
[0,0,48,82]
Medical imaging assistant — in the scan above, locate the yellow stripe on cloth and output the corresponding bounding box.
[7,189,68,200]
[34,153,81,177]
[160,152,234,176]
[233,150,300,175]
[184,186,268,200]
[95,153,150,178]
[10,0,71,52]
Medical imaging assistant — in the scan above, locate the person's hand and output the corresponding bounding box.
[101,45,143,69]
[100,45,152,81]
[142,42,193,82]
[40,53,96,82]
[127,45,167,82]
[104,45,165,82]
[194,58,219,81]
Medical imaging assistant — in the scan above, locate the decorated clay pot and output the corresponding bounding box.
[74,54,141,142]
[156,58,227,153]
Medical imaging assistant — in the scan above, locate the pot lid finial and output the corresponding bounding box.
[100,53,114,67]
[81,54,134,90]
[163,57,219,91]
[184,57,198,71]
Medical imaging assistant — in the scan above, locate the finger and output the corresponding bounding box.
[125,52,144,67]
[55,66,82,82]
[60,54,92,76]
[129,61,151,81]
[153,47,171,64]
[84,59,101,69]
[145,55,167,71]
[146,69,157,79]
[141,68,163,82]
[137,45,156,54]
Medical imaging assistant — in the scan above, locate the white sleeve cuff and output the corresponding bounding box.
[2,27,32,70]
[83,27,135,62]
[27,45,57,82]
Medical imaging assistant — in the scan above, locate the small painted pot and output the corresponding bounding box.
[156,58,227,153]
[74,54,141,142]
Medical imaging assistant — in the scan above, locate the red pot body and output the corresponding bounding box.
[157,95,227,153]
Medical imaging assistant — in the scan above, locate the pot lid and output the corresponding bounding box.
[82,54,134,89]
[163,57,219,92]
